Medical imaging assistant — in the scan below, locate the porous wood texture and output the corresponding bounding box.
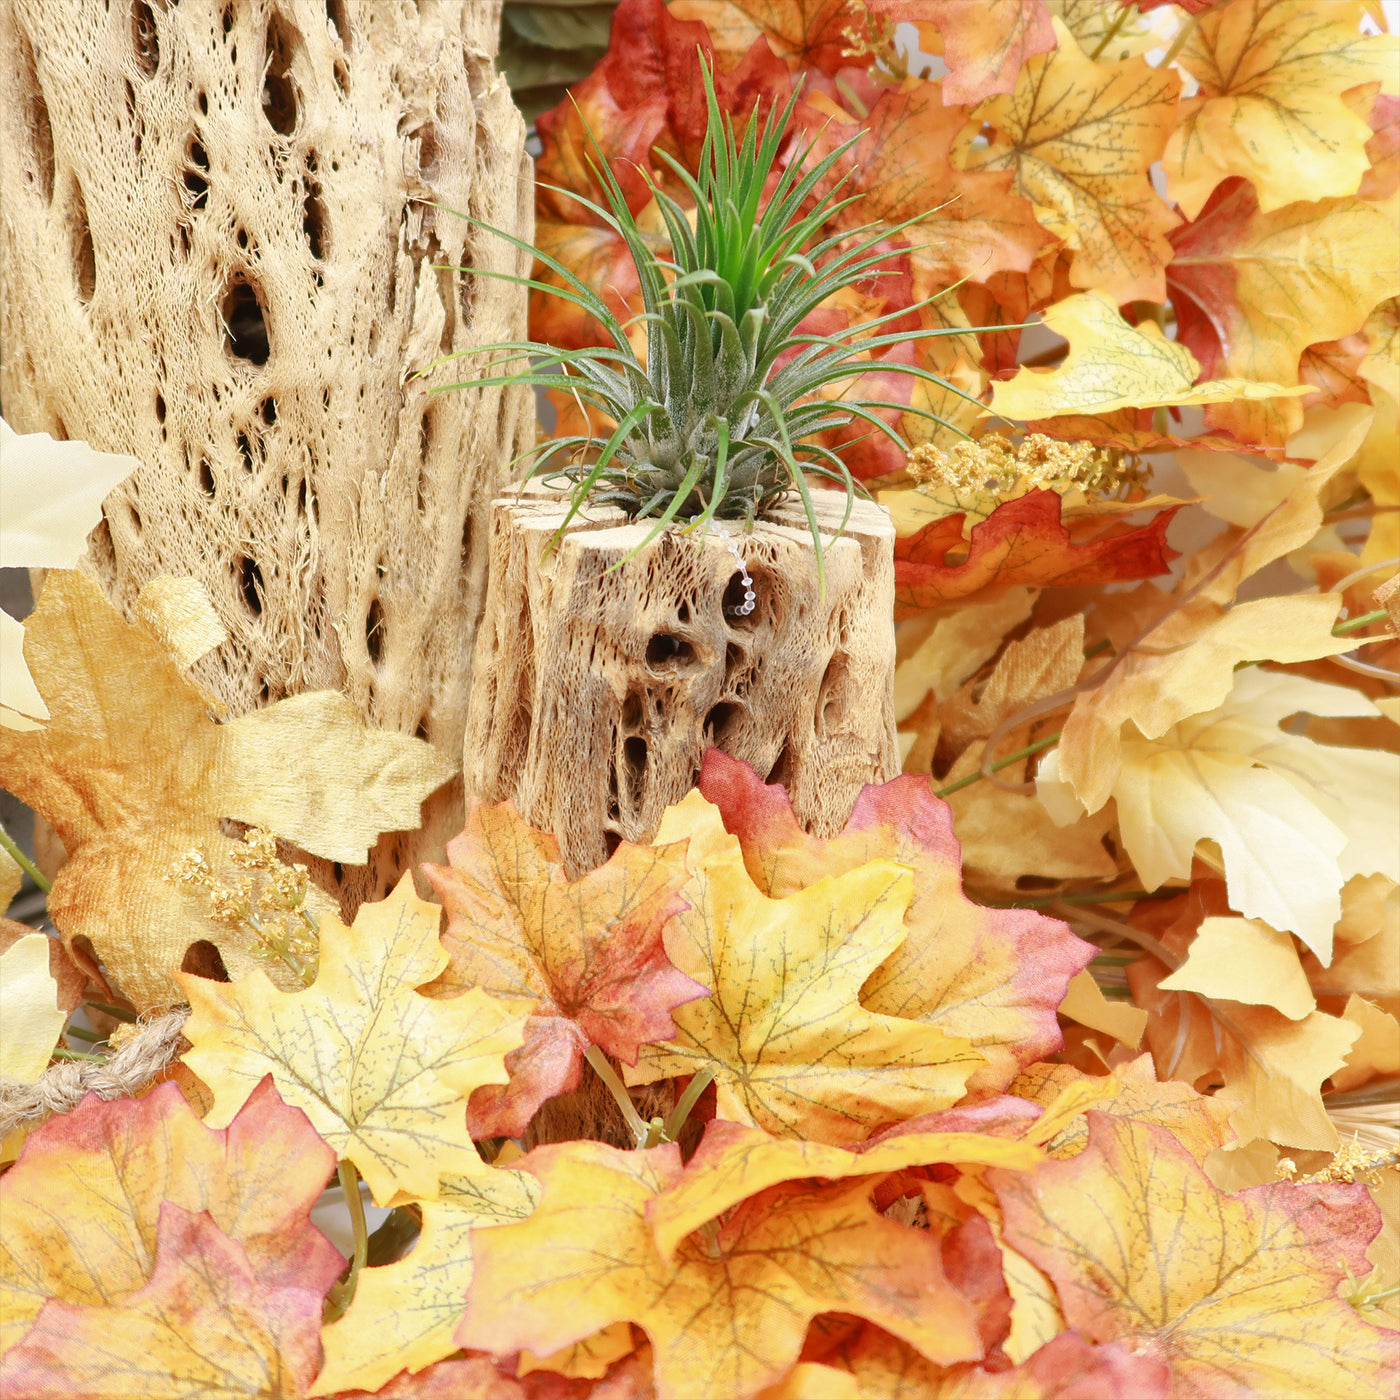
[467,489,900,875]
[0,0,532,904]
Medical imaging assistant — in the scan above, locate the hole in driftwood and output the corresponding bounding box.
[365,596,385,665]
[262,14,301,135]
[621,735,648,812]
[326,0,350,47]
[645,632,694,669]
[69,182,96,303]
[237,554,265,616]
[723,570,760,627]
[130,0,159,76]
[766,741,795,793]
[16,27,54,203]
[704,702,739,745]
[223,277,270,364]
[197,456,215,497]
[302,179,326,258]
[184,136,209,208]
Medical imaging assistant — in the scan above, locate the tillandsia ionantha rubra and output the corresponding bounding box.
[432,54,1000,594]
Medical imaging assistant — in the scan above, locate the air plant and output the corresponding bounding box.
[434,54,989,594]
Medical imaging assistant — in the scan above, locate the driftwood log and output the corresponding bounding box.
[466,487,900,875]
[0,0,532,906]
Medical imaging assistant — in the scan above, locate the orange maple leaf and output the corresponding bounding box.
[695,752,1095,1094]
[421,800,706,1139]
[0,1078,341,1356]
[991,1112,1398,1398]
[799,1324,1171,1398]
[893,489,1179,617]
[955,17,1180,302]
[1167,177,1399,446]
[669,0,868,74]
[0,1204,326,1400]
[867,0,1057,106]
[456,1138,983,1399]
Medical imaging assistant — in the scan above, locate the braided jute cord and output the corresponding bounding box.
[0,1008,190,1141]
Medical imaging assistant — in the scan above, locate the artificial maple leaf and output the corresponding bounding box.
[629,791,982,1142]
[1167,177,1400,445]
[1047,667,1400,960]
[894,489,1178,618]
[867,0,1057,106]
[0,1077,340,1355]
[955,18,1180,302]
[0,1204,325,1400]
[1163,0,1399,219]
[1010,1053,1237,1164]
[793,80,1055,291]
[989,289,1311,420]
[669,0,867,74]
[789,1325,1172,1399]
[421,800,705,1138]
[311,1169,541,1397]
[457,1139,984,1400]
[179,876,526,1204]
[991,1112,1398,1397]
[1129,941,1362,1154]
[0,571,456,1011]
[647,1104,1049,1261]
[0,422,140,726]
[694,752,1095,1094]
[1052,408,1372,815]
[1160,915,1317,1019]
[0,934,65,1084]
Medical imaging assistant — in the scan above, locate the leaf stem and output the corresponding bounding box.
[50,1047,106,1062]
[0,825,49,895]
[584,1045,650,1147]
[990,887,1179,910]
[324,1160,370,1320]
[933,733,1060,799]
[663,1067,716,1143]
[1088,4,1130,60]
[1334,608,1388,635]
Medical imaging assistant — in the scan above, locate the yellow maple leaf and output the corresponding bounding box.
[1046,667,1400,960]
[311,1168,540,1396]
[1331,993,1400,1093]
[179,876,526,1204]
[629,793,982,1142]
[989,290,1311,420]
[1164,0,1400,218]
[457,1139,984,1399]
[647,1113,1047,1263]
[992,1112,1398,1397]
[0,572,457,1011]
[956,19,1180,302]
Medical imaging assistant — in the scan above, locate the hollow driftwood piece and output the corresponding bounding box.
[466,488,900,875]
[0,0,532,903]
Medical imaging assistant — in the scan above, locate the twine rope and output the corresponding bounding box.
[0,1008,190,1141]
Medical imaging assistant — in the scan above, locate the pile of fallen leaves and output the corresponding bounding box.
[1,1,1397,1397]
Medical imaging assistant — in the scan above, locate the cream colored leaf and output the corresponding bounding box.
[1160,917,1316,1020]
[990,291,1310,420]
[132,577,228,672]
[0,420,141,570]
[1330,994,1400,1093]
[0,934,65,1083]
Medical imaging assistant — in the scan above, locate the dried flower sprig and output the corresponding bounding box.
[168,831,319,986]
[907,432,1146,500]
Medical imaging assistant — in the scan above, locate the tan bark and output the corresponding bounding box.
[467,487,900,875]
[0,0,532,904]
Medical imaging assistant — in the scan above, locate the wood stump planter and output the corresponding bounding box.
[465,487,900,875]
